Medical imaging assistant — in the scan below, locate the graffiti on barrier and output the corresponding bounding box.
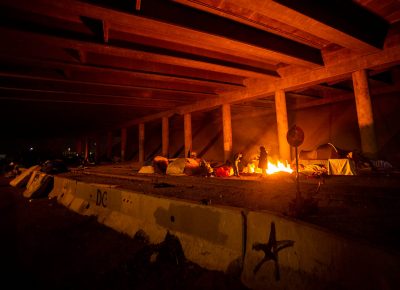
[252,222,295,280]
[96,189,107,207]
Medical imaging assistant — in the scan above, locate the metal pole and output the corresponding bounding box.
[295,146,300,200]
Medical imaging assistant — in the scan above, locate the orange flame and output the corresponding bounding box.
[246,161,293,175]
[266,160,293,174]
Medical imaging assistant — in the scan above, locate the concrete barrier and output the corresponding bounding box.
[242,211,400,290]
[52,177,244,272]
[51,176,400,288]
[50,177,79,209]
[111,192,243,272]
[49,177,77,199]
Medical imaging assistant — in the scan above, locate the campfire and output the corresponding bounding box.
[245,160,293,175]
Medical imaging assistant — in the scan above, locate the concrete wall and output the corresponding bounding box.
[49,176,400,290]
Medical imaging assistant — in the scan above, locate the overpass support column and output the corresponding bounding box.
[162,117,169,157]
[95,134,101,163]
[184,113,192,158]
[106,131,113,160]
[139,123,145,164]
[222,103,233,162]
[121,128,127,162]
[76,139,82,157]
[275,89,291,161]
[352,69,378,158]
[84,137,89,162]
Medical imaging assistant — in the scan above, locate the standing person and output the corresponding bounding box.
[232,152,243,177]
[258,146,268,177]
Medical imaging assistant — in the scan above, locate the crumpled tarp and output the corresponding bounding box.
[166,158,200,176]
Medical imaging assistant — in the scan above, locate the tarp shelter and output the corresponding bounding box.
[166,158,200,176]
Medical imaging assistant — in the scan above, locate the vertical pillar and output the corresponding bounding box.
[222,103,233,162]
[84,137,89,162]
[106,131,113,160]
[139,123,145,164]
[121,128,127,162]
[275,89,291,161]
[162,117,169,157]
[184,113,192,158]
[95,134,101,163]
[352,69,377,157]
[76,138,82,156]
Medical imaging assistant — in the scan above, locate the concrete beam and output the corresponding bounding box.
[162,117,169,158]
[352,70,378,158]
[275,90,291,161]
[139,123,145,164]
[222,104,233,162]
[184,113,192,158]
[121,128,127,162]
[106,131,113,160]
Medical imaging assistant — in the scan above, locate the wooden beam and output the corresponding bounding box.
[0,40,247,85]
[273,0,389,50]
[135,0,323,66]
[292,82,400,110]
[286,92,321,99]
[181,42,400,113]
[196,0,388,53]
[2,0,323,67]
[120,41,400,125]
[0,27,275,80]
[0,71,217,101]
[0,87,187,108]
[0,56,244,92]
[0,72,218,100]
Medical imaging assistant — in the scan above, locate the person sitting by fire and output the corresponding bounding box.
[232,152,243,177]
[258,146,268,177]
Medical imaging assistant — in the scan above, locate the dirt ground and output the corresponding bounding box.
[0,176,248,290]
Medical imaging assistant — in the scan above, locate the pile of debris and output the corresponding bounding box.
[6,159,68,199]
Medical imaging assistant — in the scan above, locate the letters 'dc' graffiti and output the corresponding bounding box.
[96,189,108,207]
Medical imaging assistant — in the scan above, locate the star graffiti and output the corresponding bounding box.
[252,222,295,281]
